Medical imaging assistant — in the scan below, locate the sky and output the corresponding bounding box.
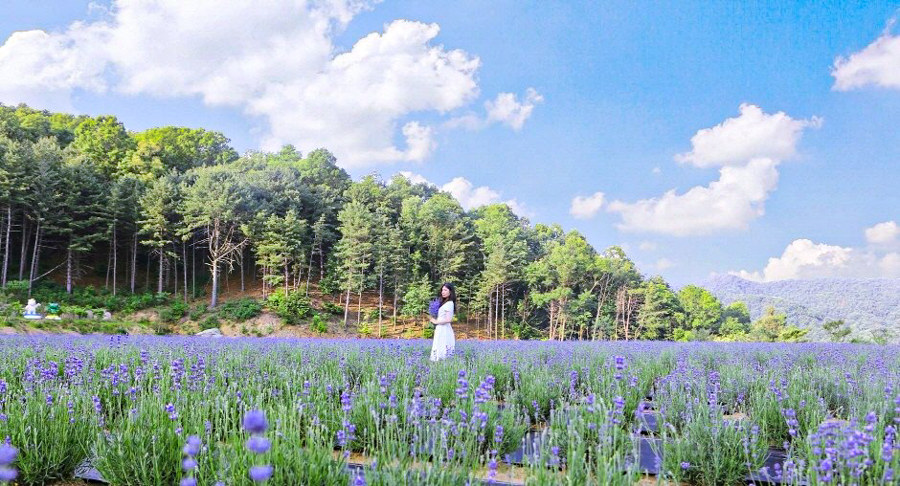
[2,0,900,287]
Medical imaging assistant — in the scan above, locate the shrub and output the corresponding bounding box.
[188,304,207,321]
[358,320,372,337]
[200,315,220,331]
[218,298,262,322]
[320,300,344,315]
[311,314,328,334]
[267,290,312,325]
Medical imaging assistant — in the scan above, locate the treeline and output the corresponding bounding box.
[0,103,809,341]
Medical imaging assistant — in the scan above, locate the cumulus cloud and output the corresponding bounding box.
[569,192,605,220]
[0,1,536,166]
[864,220,900,245]
[833,23,900,91]
[638,241,657,251]
[733,227,900,282]
[608,157,780,236]
[445,88,543,131]
[599,104,819,236]
[674,103,821,168]
[396,172,532,217]
[397,170,433,186]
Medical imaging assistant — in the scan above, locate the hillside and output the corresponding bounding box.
[701,274,900,341]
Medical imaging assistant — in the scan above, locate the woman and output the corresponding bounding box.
[429,283,457,361]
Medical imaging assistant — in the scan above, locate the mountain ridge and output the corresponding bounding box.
[699,274,900,342]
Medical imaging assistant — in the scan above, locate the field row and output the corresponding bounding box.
[0,336,897,485]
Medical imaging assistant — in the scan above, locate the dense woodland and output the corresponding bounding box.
[0,104,836,342]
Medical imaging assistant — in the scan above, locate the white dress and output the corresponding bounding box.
[430,301,456,361]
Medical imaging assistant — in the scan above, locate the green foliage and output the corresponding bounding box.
[320,300,344,315]
[823,319,852,342]
[310,314,328,333]
[200,315,220,331]
[267,290,312,324]
[218,297,262,322]
[189,304,207,321]
[400,274,432,317]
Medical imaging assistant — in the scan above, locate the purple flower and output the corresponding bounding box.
[247,436,271,454]
[0,445,16,466]
[183,436,201,457]
[249,465,274,482]
[429,299,441,318]
[681,462,690,470]
[182,458,198,471]
[0,467,17,482]
[179,478,197,486]
[243,410,268,434]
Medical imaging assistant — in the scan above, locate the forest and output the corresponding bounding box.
[0,103,819,342]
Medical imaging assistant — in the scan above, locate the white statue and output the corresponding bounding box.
[23,298,42,320]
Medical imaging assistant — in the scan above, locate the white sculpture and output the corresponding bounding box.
[23,298,42,320]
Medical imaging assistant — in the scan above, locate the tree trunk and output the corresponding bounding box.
[210,260,219,308]
[548,300,556,341]
[157,250,164,294]
[356,286,362,326]
[66,246,73,294]
[182,240,188,302]
[1,206,10,286]
[19,215,29,281]
[342,274,352,328]
[27,220,41,296]
[239,247,245,293]
[191,236,196,298]
[172,242,178,298]
[378,267,384,338]
[145,252,151,291]
[392,276,399,327]
[501,283,506,339]
[112,223,117,296]
[131,233,137,293]
[305,246,315,293]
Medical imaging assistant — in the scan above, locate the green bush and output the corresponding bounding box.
[189,303,207,321]
[200,315,220,331]
[311,314,328,333]
[267,290,312,325]
[358,320,372,337]
[218,297,262,322]
[320,300,344,315]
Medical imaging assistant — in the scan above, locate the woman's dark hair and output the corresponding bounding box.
[440,282,457,308]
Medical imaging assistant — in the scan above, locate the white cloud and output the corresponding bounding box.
[733,230,900,282]
[674,103,821,168]
[638,241,657,251]
[865,220,900,245]
[445,87,543,131]
[655,258,674,271]
[569,192,605,220]
[486,88,543,130]
[396,172,532,217]
[833,24,900,91]
[441,177,501,210]
[651,167,661,175]
[397,170,433,186]
[608,157,779,236]
[0,1,537,167]
[599,104,819,236]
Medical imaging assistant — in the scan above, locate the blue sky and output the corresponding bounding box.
[2,1,900,286]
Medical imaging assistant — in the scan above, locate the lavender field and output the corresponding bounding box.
[0,336,897,486]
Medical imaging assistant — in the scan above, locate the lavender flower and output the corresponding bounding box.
[249,465,273,482]
[243,410,268,434]
[247,436,271,454]
[428,299,441,318]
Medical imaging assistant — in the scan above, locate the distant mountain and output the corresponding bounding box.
[700,274,900,342]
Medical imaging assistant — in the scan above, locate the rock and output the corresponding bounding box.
[61,313,77,320]
[86,310,94,320]
[196,328,224,337]
[103,310,112,321]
